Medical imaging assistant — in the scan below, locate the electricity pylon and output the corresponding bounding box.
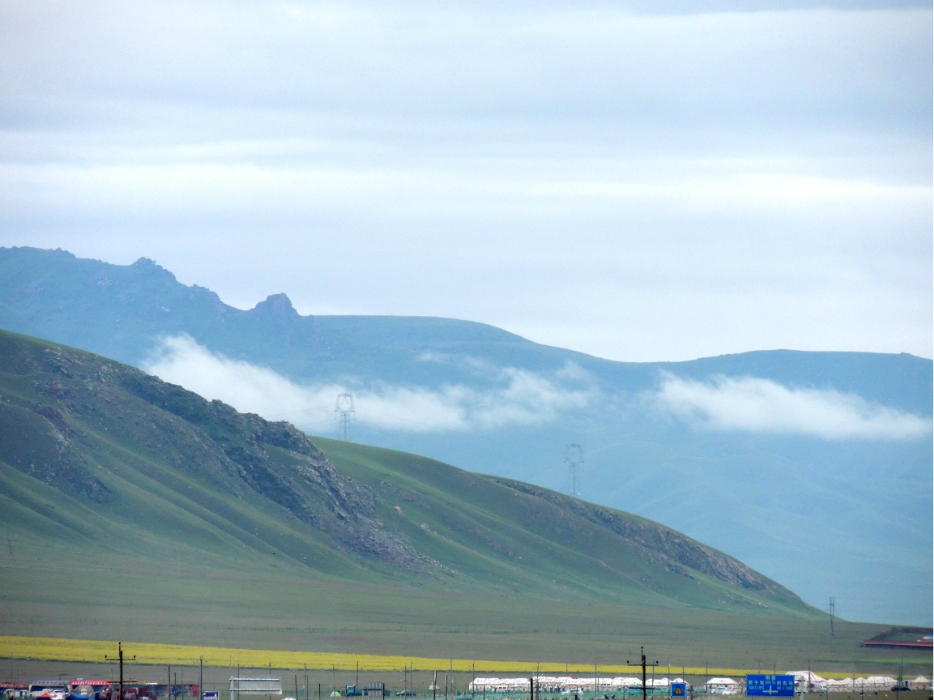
[565,443,583,497]
[335,393,355,441]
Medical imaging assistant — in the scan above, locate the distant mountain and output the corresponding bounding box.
[0,327,814,619]
[0,246,931,624]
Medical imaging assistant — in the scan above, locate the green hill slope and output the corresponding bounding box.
[315,438,807,613]
[0,327,816,616]
[1,246,930,625]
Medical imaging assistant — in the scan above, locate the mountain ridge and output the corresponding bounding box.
[0,245,930,624]
[1,246,928,412]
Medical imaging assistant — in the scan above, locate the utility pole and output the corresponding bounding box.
[200,658,203,700]
[565,444,584,498]
[828,597,835,649]
[628,647,657,700]
[335,394,355,441]
[105,643,135,700]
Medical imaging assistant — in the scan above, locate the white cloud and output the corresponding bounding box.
[142,335,594,433]
[650,373,931,440]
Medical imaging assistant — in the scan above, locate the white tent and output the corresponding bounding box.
[861,677,897,691]
[825,678,854,693]
[909,676,931,690]
[786,671,827,692]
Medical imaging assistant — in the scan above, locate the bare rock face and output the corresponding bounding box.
[0,398,111,504]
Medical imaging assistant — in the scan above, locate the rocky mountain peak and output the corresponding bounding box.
[131,257,178,283]
[250,293,300,321]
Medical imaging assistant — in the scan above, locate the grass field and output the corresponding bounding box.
[1,455,929,675]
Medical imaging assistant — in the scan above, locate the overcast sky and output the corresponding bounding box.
[1,0,931,362]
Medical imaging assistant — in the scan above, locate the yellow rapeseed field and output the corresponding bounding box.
[0,636,762,676]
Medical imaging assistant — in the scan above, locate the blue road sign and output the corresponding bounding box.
[670,683,687,698]
[203,692,219,700]
[746,675,795,697]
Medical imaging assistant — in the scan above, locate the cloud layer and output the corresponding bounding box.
[0,2,930,362]
[652,374,931,440]
[142,335,594,434]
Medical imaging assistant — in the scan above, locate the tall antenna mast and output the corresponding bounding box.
[565,443,583,497]
[335,393,355,441]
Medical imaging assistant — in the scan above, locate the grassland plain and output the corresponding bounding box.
[0,330,930,677]
[2,549,927,675]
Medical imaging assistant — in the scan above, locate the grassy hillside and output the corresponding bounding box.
[0,327,811,612]
[0,328,927,673]
[1,246,931,626]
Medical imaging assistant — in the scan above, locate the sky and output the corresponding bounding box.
[1,0,931,363]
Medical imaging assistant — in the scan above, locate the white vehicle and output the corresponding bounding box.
[28,682,70,699]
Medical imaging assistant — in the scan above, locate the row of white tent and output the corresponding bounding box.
[469,678,685,693]
[468,673,932,695]
[785,671,931,693]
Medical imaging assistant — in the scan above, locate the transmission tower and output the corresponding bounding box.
[565,443,583,497]
[335,393,355,441]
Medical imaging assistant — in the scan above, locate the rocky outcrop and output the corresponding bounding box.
[0,331,442,576]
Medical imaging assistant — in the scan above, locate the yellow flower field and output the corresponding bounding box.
[0,635,765,676]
